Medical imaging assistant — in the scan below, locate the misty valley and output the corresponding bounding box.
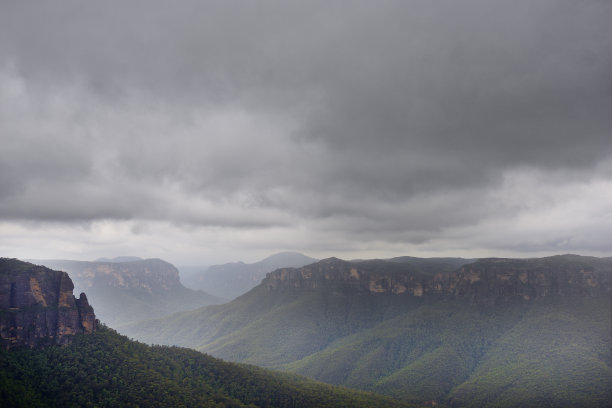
[1,253,611,407]
[3,1,612,407]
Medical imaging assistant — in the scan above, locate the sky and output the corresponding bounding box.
[1,0,611,266]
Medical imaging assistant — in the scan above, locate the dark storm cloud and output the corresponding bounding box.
[1,0,611,257]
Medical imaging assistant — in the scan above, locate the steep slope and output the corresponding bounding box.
[180,252,318,299]
[0,258,409,408]
[286,295,611,405]
[30,258,222,328]
[446,296,612,407]
[123,255,612,406]
[0,326,412,408]
[0,258,97,349]
[122,258,435,360]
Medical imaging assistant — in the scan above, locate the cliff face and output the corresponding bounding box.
[29,258,222,328]
[262,258,437,296]
[447,256,612,303]
[0,258,97,349]
[263,255,612,304]
[32,258,181,295]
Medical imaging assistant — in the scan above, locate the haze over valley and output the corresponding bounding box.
[3,253,611,406]
[1,1,612,407]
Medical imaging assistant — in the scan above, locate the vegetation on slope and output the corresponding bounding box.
[122,255,612,406]
[87,283,221,329]
[123,284,425,366]
[447,296,612,407]
[0,326,411,408]
[284,298,517,402]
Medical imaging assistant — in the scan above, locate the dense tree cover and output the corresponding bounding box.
[121,255,612,407]
[123,282,429,364]
[447,297,612,407]
[0,326,411,408]
[284,296,612,407]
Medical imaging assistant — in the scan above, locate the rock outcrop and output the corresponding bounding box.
[446,256,612,303]
[32,258,182,295]
[28,258,222,328]
[263,255,612,304]
[0,258,97,349]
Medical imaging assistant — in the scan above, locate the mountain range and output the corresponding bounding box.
[28,258,223,328]
[180,252,318,299]
[122,254,612,407]
[0,257,410,408]
[93,256,144,263]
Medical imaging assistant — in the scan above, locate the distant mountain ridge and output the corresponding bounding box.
[388,256,474,272]
[94,256,143,263]
[29,258,223,327]
[123,254,612,406]
[263,255,611,303]
[181,252,318,299]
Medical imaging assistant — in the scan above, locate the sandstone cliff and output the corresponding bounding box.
[263,255,612,304]
[34,258,182,295]
[0,258,97,349]
[29,258,222,328]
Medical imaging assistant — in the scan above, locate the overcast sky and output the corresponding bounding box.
[1,0,611,265]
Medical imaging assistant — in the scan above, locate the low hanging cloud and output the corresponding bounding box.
[0,0,611,262]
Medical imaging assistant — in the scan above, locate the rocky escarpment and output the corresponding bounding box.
[447,255,612,303]
[0,258,97,349]
[32,258,182,295]
[263,257,443,296]
[263,255,612,304]
[29,258,222,328]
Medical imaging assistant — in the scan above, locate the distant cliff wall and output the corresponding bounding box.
[27,258,222,328]
[32,258,181,295]
[263,255,612,304]
[447,257,611,303]
[0,258,97,349]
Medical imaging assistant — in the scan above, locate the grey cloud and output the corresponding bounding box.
[1,1,611,259]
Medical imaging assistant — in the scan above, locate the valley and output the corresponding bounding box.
[122,255,612,406]
[3,1,611,406]
[28,258,224,328]
[180,252,318,300]
[2,254,611,406]
[0,258,411,408]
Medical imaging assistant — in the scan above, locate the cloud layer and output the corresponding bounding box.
[1,1,611,263]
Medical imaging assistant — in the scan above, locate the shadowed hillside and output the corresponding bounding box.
[123,255,612,406]
[0,258,411,408]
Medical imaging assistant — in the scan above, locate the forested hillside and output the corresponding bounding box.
[1,258,409,408]
[123,255,612,406]
[0,326,411,408]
